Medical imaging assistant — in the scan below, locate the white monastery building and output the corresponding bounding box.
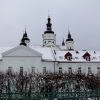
[0,15,100,74]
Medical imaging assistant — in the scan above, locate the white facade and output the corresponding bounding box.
[0,16,100,74]
[0,45,100,74]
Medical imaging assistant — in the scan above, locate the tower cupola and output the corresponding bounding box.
[66,28,74,50]
[20,28,30,47]
[66,31,73,41]
[20,37,26,46]
[44,15,54,34]
[23,29,30,41]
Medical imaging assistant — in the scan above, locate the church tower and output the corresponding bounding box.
[20,28,30,47]
[42,14,56,46]
[66,29,74,50]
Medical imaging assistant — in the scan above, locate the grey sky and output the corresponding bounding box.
[0,0,100,50]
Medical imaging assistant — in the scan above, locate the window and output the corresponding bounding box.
[97,67,100,74]
[78,67,81,73]
[88,67,91,75]
[85,56,90,61]
[8,67,12,75]
[67,56,71,60]
[43,67,46,74]
[68,67,72,74]
[32,67,35,74]
[59,67,62,73]
[20,67,23,76]
[64,52,72,60]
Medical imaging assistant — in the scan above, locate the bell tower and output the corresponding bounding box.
[66,28,74,50]
[42,14,56,46]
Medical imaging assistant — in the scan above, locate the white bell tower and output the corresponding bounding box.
[42,15,56,46]
[66,29,74,50]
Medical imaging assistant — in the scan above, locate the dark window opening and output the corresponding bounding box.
[20,67,23,76]
[43,67,46,74]
[85,56,90,61]
[8,67,12,75]
[97,67,100,74]
[78,67,81,73]
[67,56,71,61]
[32,67,35,74]
[59,67,62,73]
[69,67,72,74]
[88,67,92,75]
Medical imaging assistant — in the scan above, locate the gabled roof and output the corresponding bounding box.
[0,45,100,62]
[83,52,91,59]
[2,45,42,57]
[64,52,72,58]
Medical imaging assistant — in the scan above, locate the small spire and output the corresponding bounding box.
[62,36,65,46]
[67,26,71,39]
[48,10,50,18]
[68,26,70,33]
[25,25,27,34]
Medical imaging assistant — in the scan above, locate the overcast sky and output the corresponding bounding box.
[0,0,100,50]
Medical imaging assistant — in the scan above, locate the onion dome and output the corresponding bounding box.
[23,29,30,41]
[66,31,73,41]
[19,28,30,46]
[44,15,54,34]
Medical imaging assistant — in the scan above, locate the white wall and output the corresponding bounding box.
[66,41,74,50]
[42,61,55,73]
[0,57,55,73]
[0,56,99,74]
[0,56,42,73]
[55,62,100,74]
[42,33,56,45]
